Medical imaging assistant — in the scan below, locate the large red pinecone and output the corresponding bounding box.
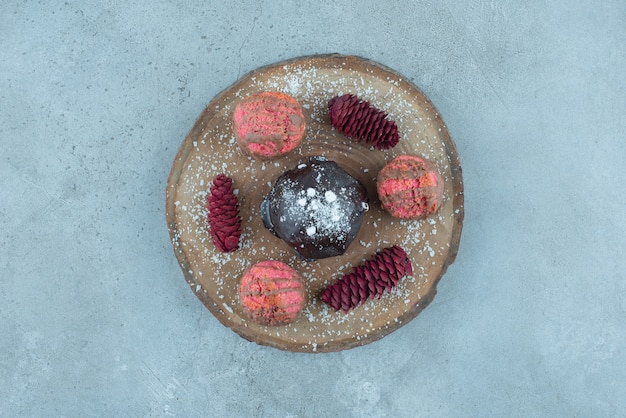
[321,245,413,312]
[207,174,242,253]
[328,94,400,150]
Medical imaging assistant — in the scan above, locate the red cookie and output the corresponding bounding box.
[377,155,444,219]
[238,260,306,326]
[233,91,305,159]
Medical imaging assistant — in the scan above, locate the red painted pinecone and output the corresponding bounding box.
[321,245,413,312]
[328,94,400,150]
[207,174,242,253]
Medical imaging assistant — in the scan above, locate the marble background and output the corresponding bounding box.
[2,1,625,416]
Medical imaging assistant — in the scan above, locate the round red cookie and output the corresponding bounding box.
[377,155,444,219]
[238,260,306,326]
[232,91,306,159]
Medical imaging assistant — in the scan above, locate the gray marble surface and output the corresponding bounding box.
[2,1,625,416]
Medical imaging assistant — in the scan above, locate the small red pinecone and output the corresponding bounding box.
[328,94,400,150]
[207,174,242,253]
[321,245,413,312]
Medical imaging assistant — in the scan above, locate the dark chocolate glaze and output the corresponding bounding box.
[261,157,369,260]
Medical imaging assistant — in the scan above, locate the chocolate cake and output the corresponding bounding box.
[261,157,369,260]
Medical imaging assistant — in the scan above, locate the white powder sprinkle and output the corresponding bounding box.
[280,178,354,241]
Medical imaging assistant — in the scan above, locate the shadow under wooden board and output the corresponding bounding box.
[166,54,464,352]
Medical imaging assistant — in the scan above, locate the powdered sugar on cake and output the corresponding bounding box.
[279,178,352,241]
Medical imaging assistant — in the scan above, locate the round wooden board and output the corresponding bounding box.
[166,54,463,352]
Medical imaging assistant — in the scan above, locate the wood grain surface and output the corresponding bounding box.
[166,54,464,352]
